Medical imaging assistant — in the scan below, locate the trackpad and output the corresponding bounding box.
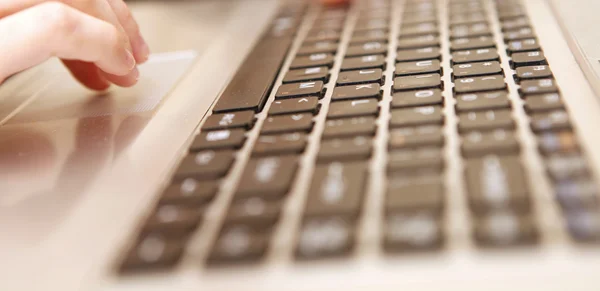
[4,51,197,124]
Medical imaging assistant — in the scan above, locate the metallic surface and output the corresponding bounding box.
[1,0,600,290]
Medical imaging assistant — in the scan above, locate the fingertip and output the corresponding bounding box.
[322,0,349,6]
[101,67,139,88]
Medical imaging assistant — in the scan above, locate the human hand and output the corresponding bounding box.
[0,0,148,91]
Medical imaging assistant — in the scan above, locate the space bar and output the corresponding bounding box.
[212,36,294,113]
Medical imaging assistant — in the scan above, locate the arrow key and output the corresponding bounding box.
[269,97,320,116]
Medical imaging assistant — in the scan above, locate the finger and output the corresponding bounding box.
[99,66,139,87]
[321,0,349,5]
[61,60,111,91]
[106,0,150,63]
[0,2,136,82]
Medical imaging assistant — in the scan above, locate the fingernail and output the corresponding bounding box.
[132,67,140,81]
[139,39,150,60]
[124,49,136,70]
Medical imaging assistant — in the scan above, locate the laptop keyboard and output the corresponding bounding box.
[118,0,600,273]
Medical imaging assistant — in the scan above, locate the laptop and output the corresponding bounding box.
[1,0,600,289]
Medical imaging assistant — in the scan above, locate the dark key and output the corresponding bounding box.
[504,27,535,42]
[283,66,329,83]
[390,106,444,127]
[346,42,387,57]
[393,74,442,91]
[510,51,547,68]
[454,75,506,94]
[501,17,530,31]
[465,155,530,213]
[451,36,496,51]
[207,224,268,264]
[462,129,520,157]
[253,133,307,156]
[537,131,579,155]
[458,110,515,132]
[144,205,204,235]
[305,162,368,216]
[498,7,526,20]
[450,23,491,39]
[297,41,338,55]
[391,89,444,108]
[337,68,384,85]
[452,61,503,79]
[395,59,442,76]
[555,178,598,210]
[387,174,444,211]
[384,211,443,251]
[332,83,381,101]
[328,98,379,119]
[161,179,218,206]
[519,79,559,96]
[354,19,389,31]
[313,18,344,30]
[402,14,438,25]
[507,39,541,54]
[236,156,298,199]
[317,136,372,162]
[262,114,313,134]
[515,65,552,82]
[474,212,538,246]
[405,1,436,12]
[449,12,487,26]
[269,97,319,115]
[400,22,438,37]
[323,116,377,138]
[451,48,500,64]
[276,81,324,99]
[396,47,441,62]
[173,150,235,181]
[296,216,355,259]
[318,8,347,20]
[530,110,571,133]
[388,147,444,172]
[546,154,590,182]
[389,125,444,148]
[203,111,254,131]
[212,35,293,113]
[455,91,511,112]
[290,53,335,69]
[351,29,389,44]
[305,29,341,43]
[341,54,386,71]
[190,129,246,151]
[120,234,185,272]
[524,93,564,112]
[566,210,600,242]
[224,197,282,227]
[398,35,440,50]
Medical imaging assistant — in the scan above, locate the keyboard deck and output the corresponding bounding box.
[117,0,600,273]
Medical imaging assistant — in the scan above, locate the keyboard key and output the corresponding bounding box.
[537,131,578,155]
[350,29,388,44]
[313,18,344,29]
[458,110,515,132]
[519,79,559,96]
[461,129,520,157]
[332,83,381,101]
[323,116,378,138]
[510,51,547,68]
[305,29,341,43]
[449,12,487,26]
[474,211,538,246]
[144,205,204,235]
[455,91,511,111]
[403,14,438,25]
[400,22,438,37]
[173,150,235,181]
[161,179,218,206]
[328,98,379,118]
[555,179,598,211]
[203,111,254,131]
[283,66,329,83]
[451,48,500,64]
[396,47,441,62]
[388,147,444,172]
[451,36,496,51]
[276,81,324,99]
[398,34,440,49]
[346,42,387,57]
[269,97,320,116]
[384,211,443,251]
[515,65,553,82]
[450,23,491,39]
[337,68,384,85]
[454,75,506,94]
[190,129,246,151]
[389,125,444,148]
[262,114,314,134]
[207,224,269,264]
[507,38,540,54]
[395,59,442,76]
[296,216,355,259]
[498,7,526,20]
[354,18,389,31]
[452,61,503,78]
[546,154,590,181]
[393,74,442,91]
[317,136,372,162]
[290,53,335,69]
[297,41,338,55]
[390,106,444,127]
[120,234,185,272]
[224,197,282,227]
[501,17,530,31]
[567,210,600,242]
[236,156,298,199]
[465,155,530,214]
[341,54,386,71]
[387,175,444,211]
[305,162,368,216]
[253,133,307,156]
[524,93,564,112]
[391,89,444,108]
[504,27,535,42]
[530,110,571,132]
